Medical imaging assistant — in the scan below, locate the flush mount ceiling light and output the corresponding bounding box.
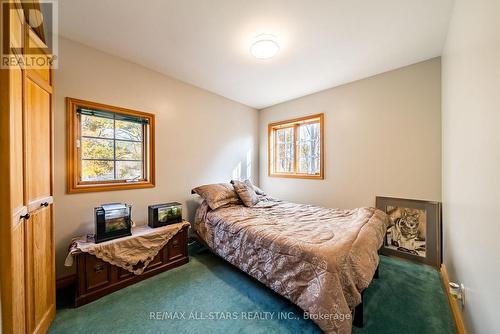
[250,34,279,60]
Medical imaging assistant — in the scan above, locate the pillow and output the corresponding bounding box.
[244,179,266,196]
[191,183,241,210]
[231,180,259,207]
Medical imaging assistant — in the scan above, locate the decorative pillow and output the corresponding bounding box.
[244,179,266,196]
[191,183,241,210]
[231,180,259,207]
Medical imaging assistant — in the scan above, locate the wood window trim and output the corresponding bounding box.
[66,98,156,193]
[268,113,324,180]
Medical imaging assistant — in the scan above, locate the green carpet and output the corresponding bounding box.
[49,245,456,334]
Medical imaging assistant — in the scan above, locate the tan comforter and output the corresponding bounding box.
[194,197,389,333]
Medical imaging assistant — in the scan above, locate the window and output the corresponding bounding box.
[67,98,155,193]
[268,114,324,179]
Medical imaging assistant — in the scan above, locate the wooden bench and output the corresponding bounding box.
[74,225,189,307]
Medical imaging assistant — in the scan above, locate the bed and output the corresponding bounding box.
[193,191,389,334]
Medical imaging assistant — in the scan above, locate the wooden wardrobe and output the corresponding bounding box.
[0,1,55,333]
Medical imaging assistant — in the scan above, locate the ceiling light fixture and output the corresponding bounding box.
[250,34,279,60]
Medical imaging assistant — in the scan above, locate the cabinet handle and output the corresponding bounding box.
[94,263,104,273]
[20,213,30,220]
[41,202,49,207]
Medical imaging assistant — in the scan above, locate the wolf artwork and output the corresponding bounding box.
[385,206,426,257]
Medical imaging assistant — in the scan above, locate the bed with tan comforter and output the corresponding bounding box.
[194,197,389,333]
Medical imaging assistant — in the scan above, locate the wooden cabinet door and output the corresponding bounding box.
[25,205,55,334]
[9,63,27,334]
[24,75,54,333]
[25,77,52,210]
[1,3,54,333]
[11,216,27,334]
[0,3,27,333]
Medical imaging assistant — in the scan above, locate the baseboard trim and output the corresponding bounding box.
[440,264,466,334]
[56,274,76,289]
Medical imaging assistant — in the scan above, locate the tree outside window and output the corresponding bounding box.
[67,98,155,193]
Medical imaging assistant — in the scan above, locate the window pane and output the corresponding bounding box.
[81,138,114,159]
[115,120,143,141]
[81,160,114,181]
[81,115,114,138]
[269,115,323,178]
[116,161,142,180]
[116,140,142,160]
[275,127,294,173]
[276,143,294,173]
[276,127,293,144]
[298,122,320,174]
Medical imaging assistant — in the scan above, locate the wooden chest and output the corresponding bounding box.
[74,226,189,306]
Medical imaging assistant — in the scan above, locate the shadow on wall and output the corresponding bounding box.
[186,196,203,224]
[232,149,253,181]
[186,149,255,223]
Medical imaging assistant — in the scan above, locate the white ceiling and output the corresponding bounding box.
[59,0,454,109]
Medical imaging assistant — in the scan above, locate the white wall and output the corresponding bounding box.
[442,0,500,332]
[259,58,442,209]
[54,38,258,278]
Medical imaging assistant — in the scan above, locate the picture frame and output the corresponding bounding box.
[376,196,442,268]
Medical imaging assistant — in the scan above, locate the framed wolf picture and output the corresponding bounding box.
[376,196,442,268]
